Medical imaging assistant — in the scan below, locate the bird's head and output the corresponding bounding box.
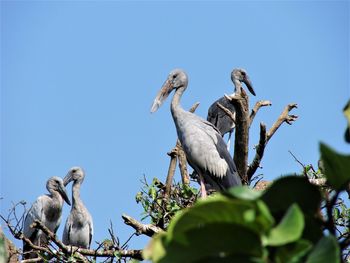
[63,166,85,186]
[47,176,71,205]
[150,69,188,113]
[231,68,256,96]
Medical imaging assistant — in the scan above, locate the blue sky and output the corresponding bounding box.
[1,0,349,253]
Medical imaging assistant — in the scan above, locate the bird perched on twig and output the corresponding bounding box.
[62,167,93,249]
[151,69,242,197]
[23,176,71,259]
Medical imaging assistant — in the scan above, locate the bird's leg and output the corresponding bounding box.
[198,172,207,198]
[227,131,232,151]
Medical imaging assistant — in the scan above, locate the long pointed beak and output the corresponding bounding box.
[243,77,256,96]
[150,79,173,113]
[58,183,71,206]
[63,172,73,186]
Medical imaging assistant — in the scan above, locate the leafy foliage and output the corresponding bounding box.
[135,177,198,229]
[143,173,347,263]
[320,143,350,190]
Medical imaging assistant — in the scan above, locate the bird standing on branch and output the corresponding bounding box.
[62,167,93,249]
[23,176,71,259]
[207,68,256,149]
[151,69,242,197]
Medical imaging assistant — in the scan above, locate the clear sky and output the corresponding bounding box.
[1,0,349,253]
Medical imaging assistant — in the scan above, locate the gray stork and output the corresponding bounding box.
[207,68,256,148]
[23,176,71,259]
[62,167,93,249]
[151,69,242,197]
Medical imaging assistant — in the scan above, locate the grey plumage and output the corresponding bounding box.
[151,69,242,196]
[207,68,256,143]
[62,167,93,249]
[23,176,71,259]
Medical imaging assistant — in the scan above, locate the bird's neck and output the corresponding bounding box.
[72,182,82,207]
[171,86,185,116]
[233,79,242,94]
[49,192,64,208]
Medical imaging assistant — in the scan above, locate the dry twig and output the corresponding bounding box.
[122,214,163,237]
[267,103,298,142]
[249,100,272,127]
[247,103,298,182]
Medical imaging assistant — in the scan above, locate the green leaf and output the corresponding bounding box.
[261,176,322,243]
[262,176,321,216]
[0,235,7,263]
[226,186,262,200]
[320,143,350,190]
[114,251,121,260]
[144,223,264,263]
[167,195,273,244]
[333,207,340,220]
[143,232,167,262]
[274,239,312,263]
[265,204,304,246]
[305,235,340,263]
[149,186,157,200]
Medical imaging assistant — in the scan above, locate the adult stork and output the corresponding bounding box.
[207,68,256,148]
[151,69,242,197]
[62,167,93,249]
[23,176,71,259]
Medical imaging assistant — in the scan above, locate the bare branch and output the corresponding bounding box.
[226,90,249,183]
[267,103,298,142]
[217,102,236,122]
[247,123,267,181]
[249,100,272,127]
[34,218,144,260]
[122,214,163,237]
[165,149,177,197]
[253,180,271,191]
[189,102,200,113]
[308,178,327,186]
[177,142,190,185]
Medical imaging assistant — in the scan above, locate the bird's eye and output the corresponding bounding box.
[241,72,246,76]
[172,75,176,79]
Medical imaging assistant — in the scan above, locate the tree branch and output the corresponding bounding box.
[249,100,272,127]
[247,123,267,181]
[2,215,144,262]
[122,214,163,237]
[267,103,298,142]
[247,103,298,181]
[226,90,249,183]
[165,149,177,197]
[217,102,236,122]
[33,219,143,260]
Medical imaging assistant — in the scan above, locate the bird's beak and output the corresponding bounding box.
[243,77,256,96]
[58,183,71,206]
[63,172,73,186]
[150,79,173,113]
